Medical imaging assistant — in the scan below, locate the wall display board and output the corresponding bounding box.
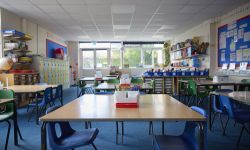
[218,15,250,66]
[46,39,67,59]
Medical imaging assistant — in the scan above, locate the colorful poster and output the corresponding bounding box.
[221,50,226,61]
[219,32,226,49]
[230,52,236,62]
[236,50,243,62]
[243,49,250,61]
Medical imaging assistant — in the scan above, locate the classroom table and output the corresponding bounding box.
[209,91,250,130]
[0,98,19,145]
[94,83,153,93]
[40,94,206,150]
[80,76,118,82]
[6,85,58,124]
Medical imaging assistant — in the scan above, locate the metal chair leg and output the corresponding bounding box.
[220,114,229,135]
[149,121,154,135]
[211,112,218,130]
[92,143,97,150]
[236,125,245,148]
[4,120,11,150]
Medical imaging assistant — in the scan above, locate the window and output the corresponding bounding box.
[96,50,108,68]
[82,50,94,69]
[111,49,120,67]
[79,42,163,69]
[124,46,142,68]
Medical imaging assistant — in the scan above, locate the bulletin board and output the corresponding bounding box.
[218,15,250,67]
[46,39,67,58]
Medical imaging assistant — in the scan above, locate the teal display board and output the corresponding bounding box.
[218,15,250,67]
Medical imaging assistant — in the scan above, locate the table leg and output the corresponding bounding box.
[13,100,18,145]
[198,122,205,150]
[209,94,213,130]
[41,122,47,150]
[61,89,63,106]
[35,92,39,125]
[178,81,181,101]
[162,121,165,135]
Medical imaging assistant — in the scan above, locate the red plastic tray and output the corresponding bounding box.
[116,103,138,108]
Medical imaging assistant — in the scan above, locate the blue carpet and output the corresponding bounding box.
[0,87,250,150]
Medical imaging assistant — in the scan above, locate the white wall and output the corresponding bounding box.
[173,20,211,69]
[67,41,79,84]
[1,8,67,57]
[173,2,250,81]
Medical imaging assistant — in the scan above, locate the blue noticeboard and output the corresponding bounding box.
[46,39,67,58]
[218,15,250,67]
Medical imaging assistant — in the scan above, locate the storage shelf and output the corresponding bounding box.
[172,54,207,61]
[4,48,31,53]
[170,46,191,52]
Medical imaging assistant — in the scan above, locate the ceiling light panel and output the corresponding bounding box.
[30,0,58,5]
[57,0,85,5]
[180,5,205,13]
[113,25,130,30]
[37,5,65,13]
[111,5,135,14]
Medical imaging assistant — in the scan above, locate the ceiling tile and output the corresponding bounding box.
[37,5,65,13]
[30,0,58,5]
[180,5,205,13]
[111,5,135,14]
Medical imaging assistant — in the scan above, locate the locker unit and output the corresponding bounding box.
[32,56,70,89]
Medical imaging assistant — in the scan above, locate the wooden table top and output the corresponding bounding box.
[0,98,14,105]
[95,83,153,91]
[40,94,205,122]
[80,76,117,81]
[6,85,58,93]
[212,91,250,105]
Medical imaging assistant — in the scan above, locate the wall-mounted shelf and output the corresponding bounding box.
[170,46,191,52]
[172,53,207,61]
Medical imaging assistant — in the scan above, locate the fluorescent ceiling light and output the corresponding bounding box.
[77,35,90,39]
[113,25,130,30]
[159,25,177,30]
[111,5,136,14]
[114,35,126,39]
[152,35,164,38]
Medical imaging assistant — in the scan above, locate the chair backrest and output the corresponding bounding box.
[219,95,234,118]
[43,87,53,104]
[84,87,95,94]
[0,89,14,112]
[131,78,143,84]
[182,106,207,149]
[212,89,233,111]
[188,80,197,95]
[107,79,119,84]
[54,85,63,99]
[46,106,75,149]
[78,80,86,88]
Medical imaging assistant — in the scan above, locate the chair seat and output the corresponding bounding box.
[154,135,198,150]
[55,128,99,149]
[28,99,45,107]
[234,110,250,123]
[0,111,13,121]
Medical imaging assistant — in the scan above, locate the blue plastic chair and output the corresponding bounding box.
[153,106,207,150]
[27,87,53,121]
[219,95,250,147]
[46,105,99,150]
[53,84,63,105]
[211,89,233,130]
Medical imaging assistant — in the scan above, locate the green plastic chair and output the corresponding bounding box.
[238,79,250,91]
[187,80,209,106]
[107,78,119,84]
[131,78,144,84]
[0,89,22,150]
